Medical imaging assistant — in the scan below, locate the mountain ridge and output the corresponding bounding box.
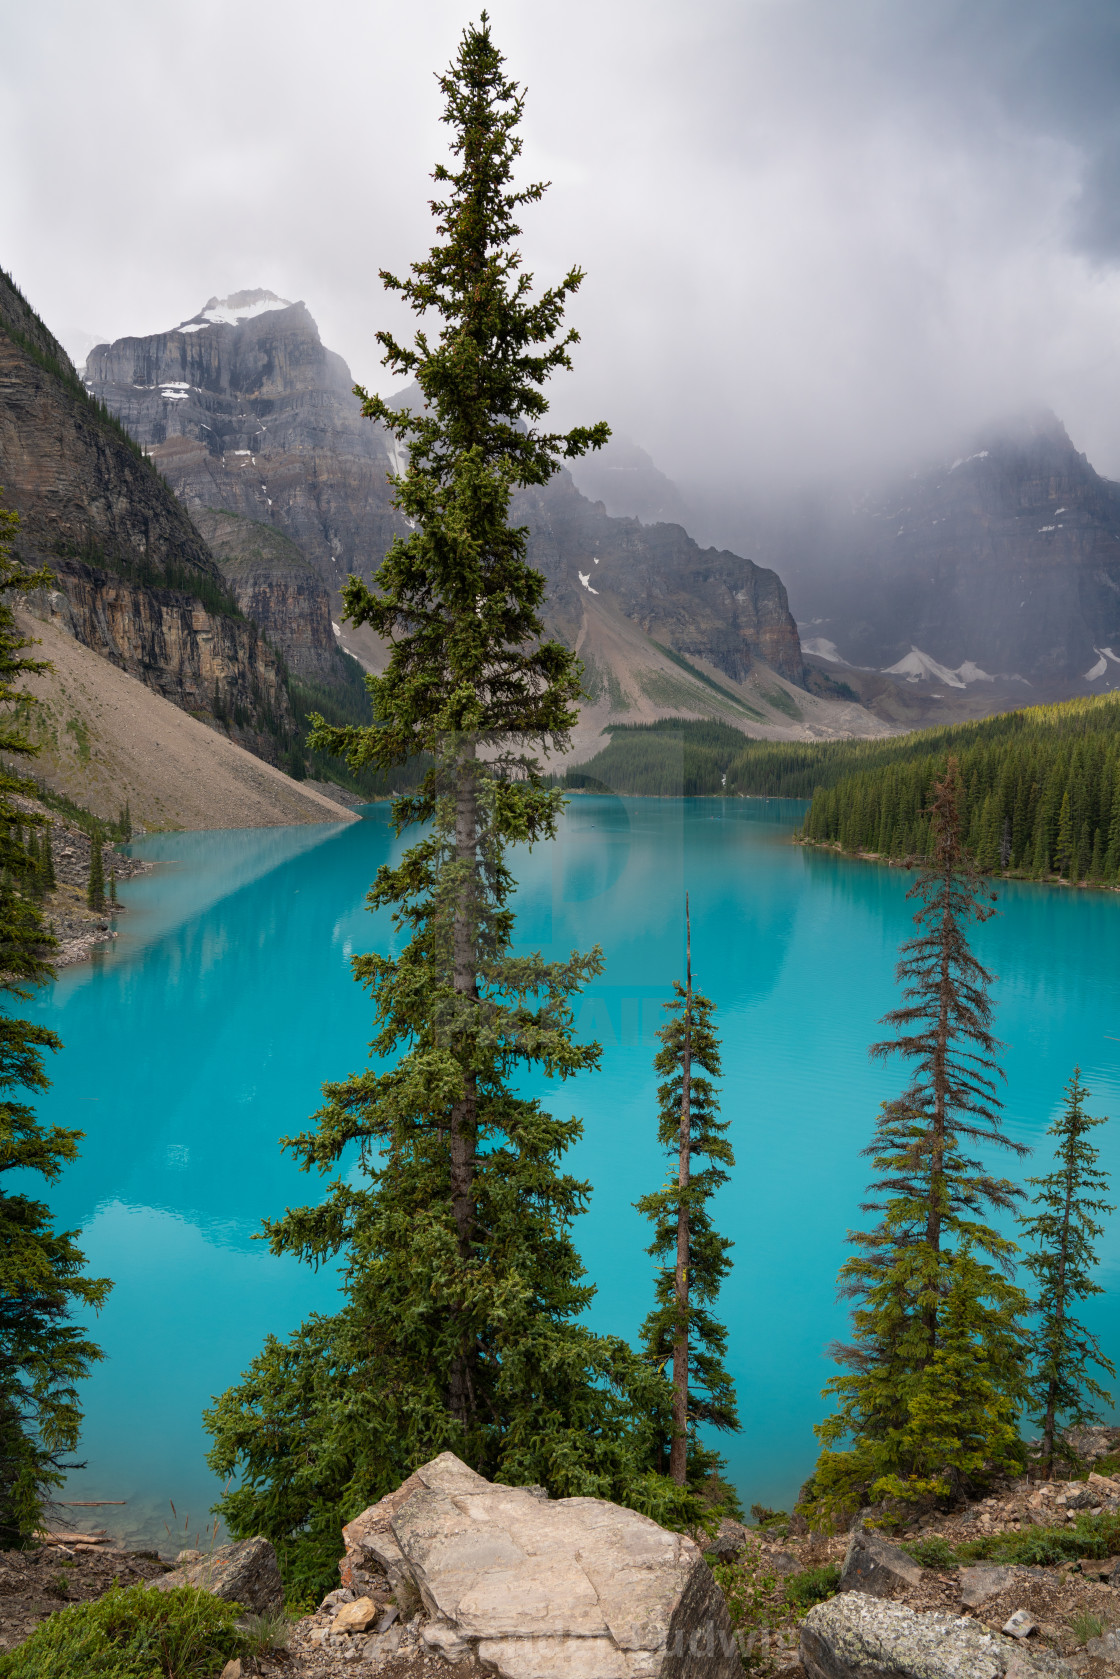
[0,267,297,764]
[85,294,811,704]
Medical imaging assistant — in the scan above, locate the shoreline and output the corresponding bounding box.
[796,834,1120,891]
[12,793,154,969]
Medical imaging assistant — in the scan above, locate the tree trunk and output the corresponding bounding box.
[448,739,479,1426]
[670,896,692,1486]
[923,863,953,1356]
[1041,1151,1076,1478]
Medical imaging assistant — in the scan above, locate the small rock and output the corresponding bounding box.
[1086,1632,1120,1662]
[1004,1611,1038,1639]
[220,1662,242,1679]
[422,1619,474,1662]
[769,1552,801,1576]
[1078,1557,1120,1582]
[322,1587,355,1608]
[151,1535,283,1613]
[376,1606,399,1633]
[362,1625,403,1664]
[961,1566,1016,1607]
[838,1531,923,1598]
[177,1549,205,1564]
[709,1517,750,1559]
[333,1595,379,1634]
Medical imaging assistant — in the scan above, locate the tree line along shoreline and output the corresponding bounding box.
[557,698,1120,888]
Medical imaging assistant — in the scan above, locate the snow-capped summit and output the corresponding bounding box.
[176,290,293,333]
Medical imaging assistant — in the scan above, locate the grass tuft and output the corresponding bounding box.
[1069,1610,1107,1645]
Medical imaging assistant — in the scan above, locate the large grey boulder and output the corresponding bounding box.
[341,1451,741,1678]
[838,1531,923,1599]
[801,1592,1075,1679]
[152,1535,283,1613]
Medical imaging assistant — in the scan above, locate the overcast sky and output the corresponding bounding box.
[4,0,1120,491]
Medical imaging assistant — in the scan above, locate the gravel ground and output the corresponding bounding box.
[13,608,359,832]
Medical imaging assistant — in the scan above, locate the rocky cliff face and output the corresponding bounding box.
[86,296,804,690]
[516,470,804,686]
[0,270,295,761]
[84,292,404,630]
[190,506,353,685]
[778,411,1120,692]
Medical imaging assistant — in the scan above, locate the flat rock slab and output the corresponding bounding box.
[152,1535,283,1613]
[345,1452,741,1679]
[801,1592,1075,1679]
[839,1532,923,1598]
[959,1568,1062,1608]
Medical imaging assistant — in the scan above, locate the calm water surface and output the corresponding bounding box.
[31,797,1120,1546]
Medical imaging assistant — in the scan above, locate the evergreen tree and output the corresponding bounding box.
[1055,790,1074,878]
[635,898,737,1487]
[205,19,691,1598]
[808,760,1030,1519]
[1020,1069,1114,1478]
[108,868,118,907]
[86,834,104,912]
[0,495,110,1544]
[41,825,55,892]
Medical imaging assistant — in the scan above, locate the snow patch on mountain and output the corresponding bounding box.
[176,290,293,333]
[1084,647,1120,680]
[802,637,850,665]
[881,647,1001,688]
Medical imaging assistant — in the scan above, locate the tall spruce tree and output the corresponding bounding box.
[636,898,738,1487]
[86,834,104,912]
[0,495,110,1544]
[1020,1069,1114,1478]
[809,760,1030,1518]
[205,18,690,1598]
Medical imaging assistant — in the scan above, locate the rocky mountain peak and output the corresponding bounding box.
[176,289,296,333]
[784,407,1120,691]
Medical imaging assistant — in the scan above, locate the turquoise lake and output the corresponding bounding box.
[33,796,1120,1548]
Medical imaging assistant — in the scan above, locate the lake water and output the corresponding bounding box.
[32,796,1120,1549]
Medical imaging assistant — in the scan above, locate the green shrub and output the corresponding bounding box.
[902,1535,957,1569]
[783,1564,841,1610]
[711,1555,780,1634]
[953,1513,1120,1569]
[749,1504,788,1530]
[0,1583,251,1679]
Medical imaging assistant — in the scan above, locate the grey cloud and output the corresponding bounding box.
[2,0,1120,502]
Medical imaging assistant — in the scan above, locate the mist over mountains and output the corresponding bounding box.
[84,291,809,720]
[30,271,1120,748]
[586,413,1120,711]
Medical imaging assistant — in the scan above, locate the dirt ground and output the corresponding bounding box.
[0,1540,168,1653]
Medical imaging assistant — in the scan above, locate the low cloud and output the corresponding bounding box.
[4,0,1120,496]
